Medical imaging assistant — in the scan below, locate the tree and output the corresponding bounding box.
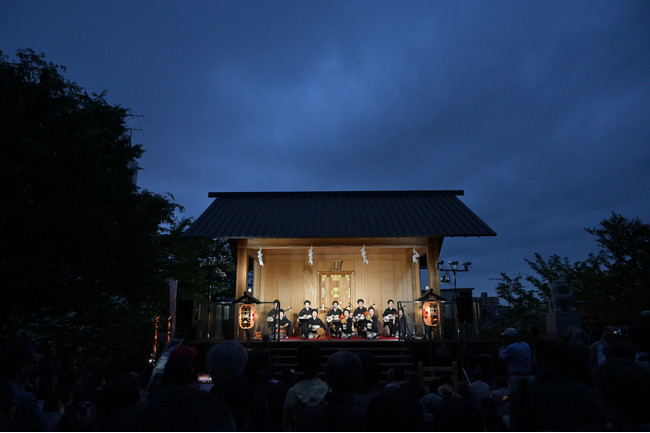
[526,213,650,325]
[0,49,187,369]
[525,252,608,302]
[493,273,545,334]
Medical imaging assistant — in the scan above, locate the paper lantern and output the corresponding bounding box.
[422,301,439,327]
[239,304,256,330]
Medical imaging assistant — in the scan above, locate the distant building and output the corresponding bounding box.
[477,292,500,316]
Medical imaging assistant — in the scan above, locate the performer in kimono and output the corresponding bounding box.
[363,307,379,340]
[306,310,326,339]
[298,300,317,339]
[352,299,368,336]
[326,301,343,337]
[269,309,291,340]
[340,309,354,339]
[266,299,281,332]
[382,299,397,336]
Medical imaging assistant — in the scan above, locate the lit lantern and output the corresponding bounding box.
[422,301,440,327]
[239,304,256,330]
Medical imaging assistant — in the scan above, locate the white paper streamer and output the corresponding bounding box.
[361,245,368,264]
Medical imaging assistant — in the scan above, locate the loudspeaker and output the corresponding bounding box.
[456,294,474,323]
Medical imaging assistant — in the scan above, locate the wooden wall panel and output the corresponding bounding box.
[250,243,425,336]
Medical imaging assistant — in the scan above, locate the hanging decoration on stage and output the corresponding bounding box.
[239,304,256,329]
[412,245,420,263]
[331,286,341,298]
[257,247,264,266]
[308,245,314,266]
[422,301,440,327]
[361,245,369,264]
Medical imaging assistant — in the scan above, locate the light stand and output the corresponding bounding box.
[437,260,472,340]
[437,260,472,377]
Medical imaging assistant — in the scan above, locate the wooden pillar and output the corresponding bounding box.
[427,237,444,296]
[236,239,249,297]
[412,251,423,334]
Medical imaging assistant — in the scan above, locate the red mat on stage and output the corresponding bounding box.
[276,335,400,342]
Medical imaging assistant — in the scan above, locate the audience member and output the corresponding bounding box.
[480,397,507,432]
[0,380,15,431]
[95,372,144,430]
[244,347,286,432]
[489,376,510,420]
[498,327,531,391]
[566,328,593,386]
[368,386,423,432]
[42,388,63,431]
[161,346,199,388]
[591,325,620,367]
[298,351,366,431]
[282,343,328,432]
[0,339,47,431]
[207,340,270,432]
[467,366,491,403]
[133,386,235,431]
[509,333,604,431]
[595,357,650,431]
[432,398,484,432]
[56,401,97,432]
[355,351,380,408]
[627,323,650,369]
[384,366,405,389]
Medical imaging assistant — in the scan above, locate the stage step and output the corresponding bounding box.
[251,339,416,387]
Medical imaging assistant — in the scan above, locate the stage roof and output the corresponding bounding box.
[184,190,496,239]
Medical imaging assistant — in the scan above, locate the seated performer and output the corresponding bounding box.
[382,299,397,336]
[269,309,291,340]
[352,299,368,336]
[306,310,326,339]
[298,300,316,339]
[340,309,354,339]
[326,301,343,337]
[363,307,379,339]
[266,299,281,332]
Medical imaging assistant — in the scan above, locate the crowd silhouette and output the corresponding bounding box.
[1,323,649,431]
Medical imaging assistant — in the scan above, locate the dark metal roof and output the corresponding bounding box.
[184,190,496,239]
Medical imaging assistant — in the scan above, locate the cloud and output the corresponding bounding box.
[2,1,649,296]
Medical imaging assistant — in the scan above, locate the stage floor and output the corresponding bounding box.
[264,335,403,342]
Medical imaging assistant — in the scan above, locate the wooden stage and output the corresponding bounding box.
[186,336,503,388]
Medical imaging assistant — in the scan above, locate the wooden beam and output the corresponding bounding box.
[426,237,444,296]
[236,239,249,298]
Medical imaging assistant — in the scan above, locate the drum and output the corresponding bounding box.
[279,328,287,338]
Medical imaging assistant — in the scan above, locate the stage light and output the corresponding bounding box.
[449,261,458,270]
[437,260,444,269]
[462,261,472,271]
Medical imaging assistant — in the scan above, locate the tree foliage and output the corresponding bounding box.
[493,273,545,333]
[525,213,650,325]
[0,49,234,370]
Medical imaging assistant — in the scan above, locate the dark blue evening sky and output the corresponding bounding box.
[2,1,649,296]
